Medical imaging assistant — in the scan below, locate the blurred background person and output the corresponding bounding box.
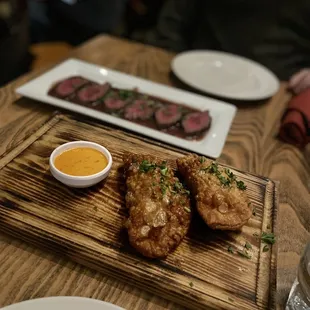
[124,0,165,40]
[147,0,310,92]
[2,0,310,94]
[0,0,31,85]
[29,0,128,45]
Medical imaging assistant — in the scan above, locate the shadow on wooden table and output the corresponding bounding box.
[14,97,55,114]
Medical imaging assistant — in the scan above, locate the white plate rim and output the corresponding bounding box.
[0,296,125,310]
[171,50,280,101]
[16,58,237,158]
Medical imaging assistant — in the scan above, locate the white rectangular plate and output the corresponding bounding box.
[16,58,236,158]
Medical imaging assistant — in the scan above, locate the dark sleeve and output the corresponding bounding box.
[146,0,197,52]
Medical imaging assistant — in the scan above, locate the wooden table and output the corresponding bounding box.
[0,35,309,310]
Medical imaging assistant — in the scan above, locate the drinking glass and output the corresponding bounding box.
[286,242,310,310]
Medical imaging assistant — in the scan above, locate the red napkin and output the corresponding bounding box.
[279,89,310,148]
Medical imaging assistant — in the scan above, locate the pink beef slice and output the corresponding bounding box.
[55,76,88,98]
[77,83,111,103]
[104,98,127,110]
[155,104,182,128]
[182,111,211,134]
[124,100,154,120]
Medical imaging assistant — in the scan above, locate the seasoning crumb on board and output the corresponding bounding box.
[244,241,252,250]
[228,297,234,302]
[237,250,252,259]
[229,242,253,259]
[174,258,184,269]
[228,246,234,254]
[238,266,248,272]
[189,282,194,288]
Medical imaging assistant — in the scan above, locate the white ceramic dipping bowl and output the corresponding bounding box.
[49,141,112,188]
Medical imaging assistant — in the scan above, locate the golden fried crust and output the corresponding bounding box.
[123,153,191,258]
[177,154,251,230]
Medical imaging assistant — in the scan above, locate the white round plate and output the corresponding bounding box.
[171,50,280,100]
[0,297,125,310]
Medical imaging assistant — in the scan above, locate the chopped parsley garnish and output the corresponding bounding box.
[236,180,247,190]
[253,232,259,237]
[174,181,183,191]
[139,160,168,176]
[139,160,156,173]
[228,246,234,254]
[218,175,230,186]
[160,184,167,195]
[158,161,167,169]
[119,89,134,100]
[189,282,194,288]
[184,189,190,195]
[201,162,247,190]
[160,166,168,176]
[208,162,219,174]
[200,162,219,175]
[172,181,190,196]
[261,232,276,245]
[237,250,252,259]
[225,168,235,179]
[245,241,252,250]
[263,245,269,252]
[184,207,191,213]
[199,157,206,163]
[139,160,189,198]
[146,100,155,106]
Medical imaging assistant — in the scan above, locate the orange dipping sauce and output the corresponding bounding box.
[54,147,108,176]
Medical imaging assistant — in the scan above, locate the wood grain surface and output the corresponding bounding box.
[0,114,277,310]
[0,35,309,310]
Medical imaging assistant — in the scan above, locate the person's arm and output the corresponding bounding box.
[146,0,197,52]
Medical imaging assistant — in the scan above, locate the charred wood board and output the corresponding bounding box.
[0,114,278,310]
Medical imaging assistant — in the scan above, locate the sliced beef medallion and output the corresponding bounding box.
[49,76,89,98]
[124,100,154,121]
[155,104,182,128]
[123,152,191,258]
[75,82,111,105]
[104,97,127,111]
[182,111,211,135]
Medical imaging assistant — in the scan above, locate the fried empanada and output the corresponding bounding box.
[123,153,191,258]
[177,154,251,230]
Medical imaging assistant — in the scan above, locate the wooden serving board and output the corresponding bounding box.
[0,114,277,310]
